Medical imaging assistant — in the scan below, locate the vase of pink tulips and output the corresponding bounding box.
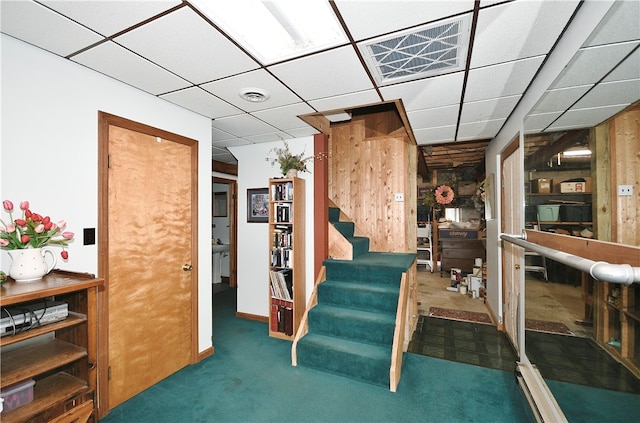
[1,200,74,282]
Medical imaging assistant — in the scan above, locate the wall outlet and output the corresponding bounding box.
[618,185,633,196]
[394,193,404,202]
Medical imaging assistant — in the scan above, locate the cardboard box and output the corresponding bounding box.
[559,177,592,193]
[531,178,552,193]
[457,181,477,196]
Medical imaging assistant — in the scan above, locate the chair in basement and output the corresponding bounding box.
[417,224,434,272]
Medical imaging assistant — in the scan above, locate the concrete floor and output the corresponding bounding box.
[416,265,594,338]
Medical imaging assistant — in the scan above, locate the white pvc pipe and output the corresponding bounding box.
[500,234,640,285]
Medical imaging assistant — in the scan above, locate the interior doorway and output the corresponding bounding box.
[212,177,237,290]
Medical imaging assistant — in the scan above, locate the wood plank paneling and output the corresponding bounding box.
[328,111,413,253]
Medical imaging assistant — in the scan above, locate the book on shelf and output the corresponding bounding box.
[271,181,294,201]
[270,302,293,336]
[269,269,293,300]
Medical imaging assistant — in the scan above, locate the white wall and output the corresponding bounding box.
[229,138,315,318]
[0,35,213,353]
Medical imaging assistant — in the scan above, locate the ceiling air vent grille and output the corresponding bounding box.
[360,16,470,85]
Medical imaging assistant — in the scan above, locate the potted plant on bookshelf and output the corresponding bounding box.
[266,140,321,177]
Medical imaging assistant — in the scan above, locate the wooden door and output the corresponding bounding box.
[501,136,524,356]
[99,113,197,411]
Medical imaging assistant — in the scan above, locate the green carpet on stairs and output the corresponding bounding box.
[295,251,415,388]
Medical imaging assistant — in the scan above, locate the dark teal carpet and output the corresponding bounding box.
[100,288,640,422]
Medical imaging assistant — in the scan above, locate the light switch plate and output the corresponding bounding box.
[618,185,633,196]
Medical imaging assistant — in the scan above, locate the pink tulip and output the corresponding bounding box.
[19,201,29,210]
[60,250,69,260]
[21,234,30,243]
[3,200,13,212]
[56,220,67,231]
[62,231,74,240]
[5,223,15,233]
[0,239,8,247]
[35,224,45,233]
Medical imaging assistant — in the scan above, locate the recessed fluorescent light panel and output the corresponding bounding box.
[192,0,348,64]
[359,16,471,86]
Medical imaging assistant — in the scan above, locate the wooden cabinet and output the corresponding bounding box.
[268,177,305,340]
[439,238,485,274]
[0,270,103,422]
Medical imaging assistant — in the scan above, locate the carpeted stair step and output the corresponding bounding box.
[308,304,396,346]
[318,279,399,314]
[324,252,415,286]
[295,333,392,387]
[328,207,341,223]
[347,236,370,258]
[332,221,355,237]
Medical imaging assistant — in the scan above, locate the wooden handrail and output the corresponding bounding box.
[390,270,409,392]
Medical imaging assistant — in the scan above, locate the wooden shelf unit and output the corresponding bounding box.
[268,177,306,341]
[0,270,103,422]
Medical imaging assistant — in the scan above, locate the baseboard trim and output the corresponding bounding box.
[236,311,269,323]
[197,346,214,362]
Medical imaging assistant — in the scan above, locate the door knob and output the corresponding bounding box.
[515,264,521,270]
[182,264,193,271]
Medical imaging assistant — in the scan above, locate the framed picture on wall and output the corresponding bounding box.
[247,188,269,222]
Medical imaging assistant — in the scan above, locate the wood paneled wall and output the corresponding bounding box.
[610,104,640,246]
[328,111,417,253]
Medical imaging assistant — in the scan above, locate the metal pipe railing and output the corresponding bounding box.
[500,233,640,285]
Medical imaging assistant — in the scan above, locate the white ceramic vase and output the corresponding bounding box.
[286,169,298,178]
[7,247,57,282]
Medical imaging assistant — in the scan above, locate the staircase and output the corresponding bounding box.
[293,207,415,390]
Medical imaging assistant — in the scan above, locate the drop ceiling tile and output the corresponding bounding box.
[524,112,564,133]
[413,125,457,145]
[465,56,544,102]
[211,114,277,138]
[529,85,592,115]
[573,79,640,110]
[550,42,639,89]
[460,95,520,124]
[252,103,315,131]
[0,1,103,56]
[603,48,640,83]
[161,87,242,118]
[584,0,640,47]
[285,127,320,138]
[41,0,182,37]
[243,132,295,144]
[268,46,373,100]
[213,138,252,148]
[471,0,579,68]
[407,105,459,130]
[457,118,505,140]
[114,7,258,85]
[211,127,237,143]
[201,69,300,112]
[381,72,464,111]
[308,90,381,114]
[72,41,190,95]
[334,0,474,41]
[547,104,630,131]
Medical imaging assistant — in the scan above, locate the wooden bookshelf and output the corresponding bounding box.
[268,177,306,340]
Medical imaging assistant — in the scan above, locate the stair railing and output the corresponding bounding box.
[291,266,326,366]
[389,269,410,392]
